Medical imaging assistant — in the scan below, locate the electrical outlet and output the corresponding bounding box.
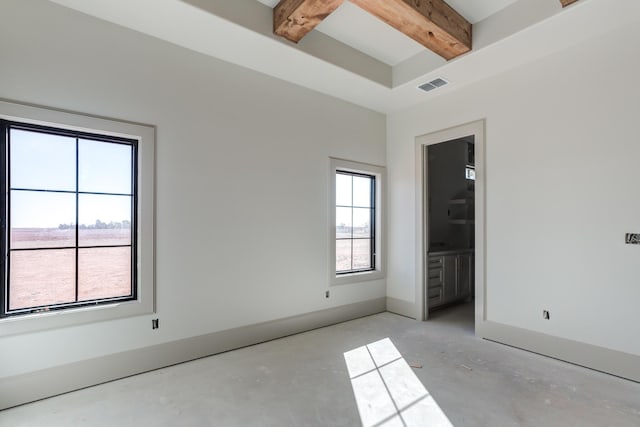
[152,318,159,329]
[325,290,330,299]
[542,310,550,320]
[625,233,640,244]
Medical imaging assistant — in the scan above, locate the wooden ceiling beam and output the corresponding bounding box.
[560,0,579,7]
[274,0,344,43]
[349,0,472,60]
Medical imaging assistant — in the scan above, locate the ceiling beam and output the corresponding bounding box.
[560,0,579,7]
[274,0,344,43]
[349,0,471,60]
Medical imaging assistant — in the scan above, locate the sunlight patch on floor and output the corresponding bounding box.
[344,338,453,427]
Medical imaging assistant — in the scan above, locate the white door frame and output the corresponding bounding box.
[414,120,486,333]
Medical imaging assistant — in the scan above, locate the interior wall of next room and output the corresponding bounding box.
[428,138,474,252]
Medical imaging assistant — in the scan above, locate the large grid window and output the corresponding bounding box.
[1,121,137,317]
[336,171,375,274]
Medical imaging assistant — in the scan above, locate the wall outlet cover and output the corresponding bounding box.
[625,233,640,244]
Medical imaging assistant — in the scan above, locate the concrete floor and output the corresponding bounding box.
[2,303,639,426]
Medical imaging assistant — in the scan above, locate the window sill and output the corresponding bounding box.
[0,298,153,337]
[330,269,384,286]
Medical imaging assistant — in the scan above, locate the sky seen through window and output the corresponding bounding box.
[10,129,133,229]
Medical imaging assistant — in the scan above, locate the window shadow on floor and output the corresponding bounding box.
[344,337,454,427]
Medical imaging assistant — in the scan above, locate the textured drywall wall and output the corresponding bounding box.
[0,0,385,378]
[387,21,640,356]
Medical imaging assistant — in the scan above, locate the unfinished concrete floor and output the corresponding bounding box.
[2,303,639,426]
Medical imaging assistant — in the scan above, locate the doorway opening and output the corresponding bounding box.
[415,121,485,333]
[425,137,475,327]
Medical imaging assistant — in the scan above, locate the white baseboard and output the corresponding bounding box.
[6,299,635,411]
[478,320,640,383]
[386,297,416,319]
[0,298,386,410]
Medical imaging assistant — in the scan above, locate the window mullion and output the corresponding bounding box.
[350,176,354,271]
[371,177,375,269]
[74,138,79,303]
[2,122,9,316]
[131,143,136,299]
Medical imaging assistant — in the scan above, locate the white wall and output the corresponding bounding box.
[0,0,385,378]
[387,21,640,356]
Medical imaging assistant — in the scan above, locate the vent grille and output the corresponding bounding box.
[418,77,449,93]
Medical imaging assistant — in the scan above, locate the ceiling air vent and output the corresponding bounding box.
[418,77,449,93]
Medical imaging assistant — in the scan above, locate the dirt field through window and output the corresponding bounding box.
[8,228,132,311]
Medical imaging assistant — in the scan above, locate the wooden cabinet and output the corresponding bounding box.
[456,253,473,298]
[427,251,473,310]
[442,255,457,303]
[427,256,444,307]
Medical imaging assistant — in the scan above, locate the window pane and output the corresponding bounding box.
[336,239,352,272]
[353,208,372,238]
[10,129,76,191]
[10,191,76,249]
[79,139,132,194]
[78,247,131,301]
[79,194,132,246]
[352,176,372,208]
[336,207,352,238]
[9,249,76,310]
[336,173,352,206]
[352,239,372,270]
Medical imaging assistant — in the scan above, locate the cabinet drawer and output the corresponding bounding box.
[427,287,443,307]
[428,256,444,267]
[427,267,443,285]
[427,286,442,297]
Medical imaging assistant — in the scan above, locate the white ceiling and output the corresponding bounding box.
[444,0,521,22]
[256,0,521,66]
[313,2,424,66]
[48,0,640,113]
[257,0,521,21]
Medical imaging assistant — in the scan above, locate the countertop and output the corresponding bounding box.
[428,249,475,256]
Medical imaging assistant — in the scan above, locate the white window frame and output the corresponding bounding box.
[329,157,385,286]
[0,100,155,336]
